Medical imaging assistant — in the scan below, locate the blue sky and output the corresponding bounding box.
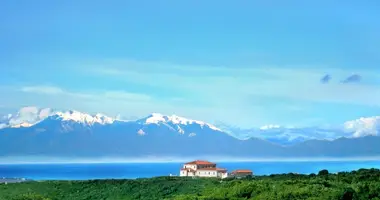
[1,0,380,128]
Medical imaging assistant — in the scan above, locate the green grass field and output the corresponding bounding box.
[1,168,380,200]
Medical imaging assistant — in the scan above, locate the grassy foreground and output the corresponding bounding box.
[1,168,380,200]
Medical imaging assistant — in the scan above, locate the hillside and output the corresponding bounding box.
[1,168,380,200]
[1,107,380,159]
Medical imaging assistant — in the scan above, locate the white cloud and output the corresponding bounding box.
[19,85,152,103]
[21,86,94,99]
[2,106,56,127]
[344,116,380,137]
[85,60,380,108]
[19,106,39,113]
[71,59,380,128]
[104,91,151,101]
[4,59,380,128]
[21,86,64,95]
[0,85,221,125]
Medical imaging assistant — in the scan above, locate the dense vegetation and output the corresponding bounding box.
[1,168,380,200]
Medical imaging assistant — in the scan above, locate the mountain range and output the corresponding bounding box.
[1,106,380,159]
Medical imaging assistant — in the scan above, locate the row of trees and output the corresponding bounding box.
[1,168,380,200]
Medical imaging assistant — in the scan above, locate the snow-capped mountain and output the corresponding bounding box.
[0,107,222,136]
[50,110,116,125]
[214,124,325,145]
[1,106,380,158]
[0,107,282,158]
[216,119,380,146]
[0,107,120,129]
[1,106,380,146]
[137,113,221,132]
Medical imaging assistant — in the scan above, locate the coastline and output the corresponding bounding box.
[2,156,380,165]
[1,160,380,181]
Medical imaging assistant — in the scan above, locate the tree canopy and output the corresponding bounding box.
[1,168,380,200]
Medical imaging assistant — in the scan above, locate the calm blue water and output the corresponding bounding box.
[1,161,380,180]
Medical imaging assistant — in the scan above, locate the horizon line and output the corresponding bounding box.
[1,156,380,165]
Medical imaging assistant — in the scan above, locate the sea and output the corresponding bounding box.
[1,160,380,180]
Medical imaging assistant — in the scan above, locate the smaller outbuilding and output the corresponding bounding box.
[230,169,253,178]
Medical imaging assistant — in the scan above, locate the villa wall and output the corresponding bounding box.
[180,170,195,177]
[217,172,228,179]
[196,170,218,177]
[180,161,229,179]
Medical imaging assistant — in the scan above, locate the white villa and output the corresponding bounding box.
[180,160,228,179]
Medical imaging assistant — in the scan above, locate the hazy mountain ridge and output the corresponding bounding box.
[216,121,380,145]
[216,125,346,145]
[1,107,380,159]
[2,107,379,144]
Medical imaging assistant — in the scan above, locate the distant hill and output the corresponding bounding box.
[1,107,380,159]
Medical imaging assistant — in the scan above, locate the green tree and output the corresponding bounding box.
[341,188,355,200]
[318,169,329,176]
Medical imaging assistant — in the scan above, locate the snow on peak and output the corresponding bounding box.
[0,107,120,129]
[141,113,221,131]
[177,126,185,134]
[260,124,281,130]
[343,116,380,137]
[53,110,115,125]
[94,113,115,124]
[10,122,34,128]
[137,129,145,136]
[189,132,196,137]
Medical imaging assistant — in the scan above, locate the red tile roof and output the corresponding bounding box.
[185,160,216,165]
[231,169,253,174]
